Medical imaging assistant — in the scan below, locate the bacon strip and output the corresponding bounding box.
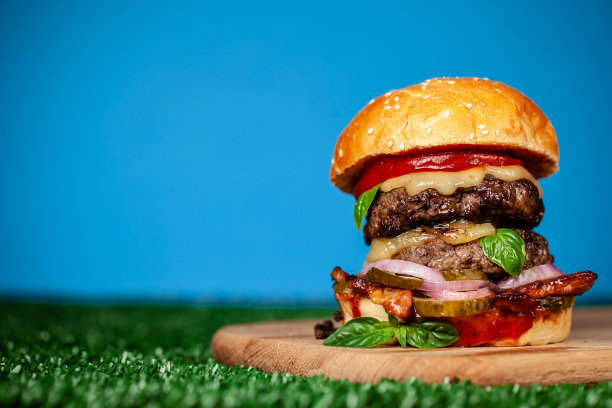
[499,271,597,299]
[331,266,413,319]
[331,267,597,317]
[493,293,539,312]
[493,271,597,311]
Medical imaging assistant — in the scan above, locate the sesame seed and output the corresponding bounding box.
[465,103,473,109]
[423,94,430,99]
[477,124,486,129]
[367,127,374,135]
[447,80,455,84]
[394,104,400,110]
[400,142,405,149]
[407,103,415,107]
[384,91,392,97]
[368,99,375,105]
[394,96,399,102]
[481,129,489,135]
[384,105,392,110]
[400,121,407,129]
[421,85,427,90]
[388,141,393,147]
[473,77,480,81]
[469,132,475,140]
[384,99,389,104]
[427,128,432,135]
[338,149,343,157]
[496,129,500,136]
[480,102,487,107]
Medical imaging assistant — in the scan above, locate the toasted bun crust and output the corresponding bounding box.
[335,294,572,347]
[330,78,559,193]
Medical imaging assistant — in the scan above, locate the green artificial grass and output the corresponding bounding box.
[1,302,611,408]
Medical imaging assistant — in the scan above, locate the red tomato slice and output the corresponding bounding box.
[353,152,522,198]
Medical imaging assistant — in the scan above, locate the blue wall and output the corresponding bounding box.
[1,1,610,302]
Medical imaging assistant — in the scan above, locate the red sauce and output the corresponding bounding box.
[353,151,522,198]
[349,294,362,318]
[337,288,563,346]
[445,309,536,347]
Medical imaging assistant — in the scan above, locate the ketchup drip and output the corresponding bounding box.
[445,309,537,347]
[347,294,362,318]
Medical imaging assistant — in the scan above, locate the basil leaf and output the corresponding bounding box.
[387,312,400,327]
[393,327,408,348]
[354,184,380,230]
[323,317,394,348]
[405,320,459,349]
[344,316,380,326]
[479,228,526,277]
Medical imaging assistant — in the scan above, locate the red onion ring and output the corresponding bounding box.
[359,260,564,298]
[420,280,493,292]
[421,287,495,300]
[358,259,445,281]
[493,264,564,292]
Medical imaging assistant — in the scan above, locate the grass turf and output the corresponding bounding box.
[0,302,611,407]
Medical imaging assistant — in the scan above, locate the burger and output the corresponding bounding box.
[320,77,597,348]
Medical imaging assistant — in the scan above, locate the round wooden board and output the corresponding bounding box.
[211,307,612,386]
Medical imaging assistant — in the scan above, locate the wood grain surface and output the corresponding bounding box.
[211,308,612,386]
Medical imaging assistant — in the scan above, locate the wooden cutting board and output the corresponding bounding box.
[211,307,612,386]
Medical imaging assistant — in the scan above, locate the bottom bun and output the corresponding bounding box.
[335,293,572,347]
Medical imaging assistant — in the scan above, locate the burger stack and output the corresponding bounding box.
[322,78,596,348]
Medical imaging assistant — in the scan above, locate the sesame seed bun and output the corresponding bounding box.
[330,78,559,194]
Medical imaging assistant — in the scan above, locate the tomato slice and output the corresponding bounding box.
[353,152,522,198]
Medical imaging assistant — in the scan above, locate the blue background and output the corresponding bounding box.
[1,1,610,303]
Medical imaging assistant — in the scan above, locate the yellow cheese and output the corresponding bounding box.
[366,230,437,264]
[379,165,542,197]
[366,221,496,263]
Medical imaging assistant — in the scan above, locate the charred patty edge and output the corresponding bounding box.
[365,175,544,242]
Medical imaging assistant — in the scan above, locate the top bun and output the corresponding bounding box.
[330,77,559,194]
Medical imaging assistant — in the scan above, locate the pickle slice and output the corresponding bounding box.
[333,281,347,293]
[414,297,494,317]
[537,296,576,310]
[367,268,423,290]
[441,269,489,281]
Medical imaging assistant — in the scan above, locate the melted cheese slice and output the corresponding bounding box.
[380,165,542,197]
[366,221,496,264]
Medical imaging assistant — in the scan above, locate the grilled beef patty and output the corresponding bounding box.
[392,230,553,279]
[365,175,543,242]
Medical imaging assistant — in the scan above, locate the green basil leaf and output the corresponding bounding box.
[387,312,400,327]
[405,320,459,349]
[479,228,526,277]
[354,184,380,230]
[344,316,380,326]
[393,327,408,348]
[323,317,394,348]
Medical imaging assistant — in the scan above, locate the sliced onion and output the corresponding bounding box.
[493,264,564,292]
[358,259,445,281]
[422,287,495,300]
[420,280,493,292]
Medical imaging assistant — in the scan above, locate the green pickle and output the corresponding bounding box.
[333,281,347,293]
[367,268,424,290]
[414,297,494,317]
[537,296,576,310]
[441,269,489,281]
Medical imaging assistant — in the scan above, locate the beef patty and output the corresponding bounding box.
[392,229,553,279]
[365,175,543,242]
